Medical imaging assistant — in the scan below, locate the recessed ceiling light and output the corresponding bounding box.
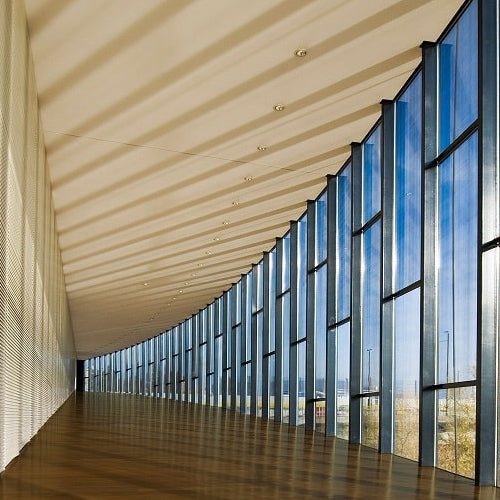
[191,273,198,277]
[257,145,267,151]
[222,220,230,226]
[143,282,149,286]
[178,290,183,294]
[244,176,253,182]
[206,250,212,255]
[198,263,204,267]
[294,49,307,57]
[213,236,220,241]
[184,281,189,285]
[273,104,285,111]
[232,200,239,206]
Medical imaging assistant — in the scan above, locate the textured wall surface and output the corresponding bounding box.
[0,1,75,471]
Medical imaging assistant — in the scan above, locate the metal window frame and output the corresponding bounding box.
[275,238,284,422]
[380,99,395,454]
[305,200,316,431]
[326,175,337,436]
[350,142,363,444]
[477,0,500,485]
[289,220,299,426]
[420,40,439,467]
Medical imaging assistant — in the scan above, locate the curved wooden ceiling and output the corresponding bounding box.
[24,0,462,358]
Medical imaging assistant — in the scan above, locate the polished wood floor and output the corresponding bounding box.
[0,392,498,499]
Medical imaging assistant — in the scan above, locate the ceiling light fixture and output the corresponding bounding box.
[257,145,267,151]
[273,104,285,111]
[142,282,149,286]
[244,176,253,182]
[232,200,239,206]
[222,220,230,226]
[294,49,307,57]
[213,236,220,241]
[206,250,212,255]
[178,290,183,294]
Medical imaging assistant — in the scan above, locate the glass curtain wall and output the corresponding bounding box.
[84,0,500,486]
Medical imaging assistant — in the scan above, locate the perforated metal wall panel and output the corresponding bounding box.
[0,1,76,471]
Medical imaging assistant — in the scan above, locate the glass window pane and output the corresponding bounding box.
[257,310,263,417]
[226,368,232,408]
[256,262,264,311]
[393,289,420,461]
[362,126,381,223]
[199,344,206,404]
[361,396,379,449]
[298,341,306,426]
[336,164,351,322]
[336,323,350,440]
[394,74,422,290]
[235,282,242,324]
[269,355,276,419]
[316,193,327,264]
[362,222,381,392]
[268,250,276,353]
[282,292,290,423]
[297,215,307,340]
[437,386,476,479]
[437,133,478,384]
[315,265,327,398]
[244,364,251,414]
[438,0,478,152]
[216,335,222,407]
[283,234,291,292]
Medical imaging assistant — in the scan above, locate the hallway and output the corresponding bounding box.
[0,392,496,499]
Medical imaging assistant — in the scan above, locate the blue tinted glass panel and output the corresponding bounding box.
[257,310,263,402]
[235,282,241,324]
[437,133,478,383]
[315,265,327,397]
[282,291,290,419]
[362,221,381,392]
[283,234,291,292]
[395,74,422,290]
[362,126,381,223]
[316,193,327,264]
[438,0,478,152]
[268,250,276,353]
[336,164,351,321]
[297,215,307,340]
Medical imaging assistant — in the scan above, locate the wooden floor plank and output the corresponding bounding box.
[0,392,498,499]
